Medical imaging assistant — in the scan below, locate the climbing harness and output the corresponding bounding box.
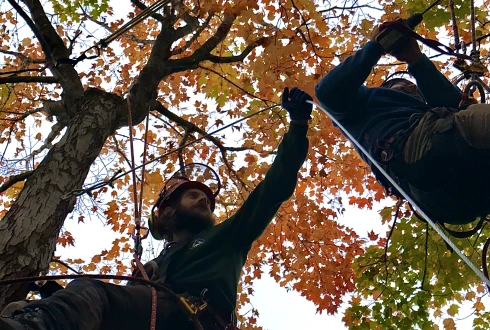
[56,0,172,67]
[308,100,490,288]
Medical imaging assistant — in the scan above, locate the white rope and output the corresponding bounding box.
[308,100,490,287]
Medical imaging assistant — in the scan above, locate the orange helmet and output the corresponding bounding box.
[148,163,220,240]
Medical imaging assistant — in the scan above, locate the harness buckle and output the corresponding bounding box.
[178,296,208,317]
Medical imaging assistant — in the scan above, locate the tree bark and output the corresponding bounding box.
[0,88,125,307]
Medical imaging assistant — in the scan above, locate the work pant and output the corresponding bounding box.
[3,279,206,330]
[390,104,490,225]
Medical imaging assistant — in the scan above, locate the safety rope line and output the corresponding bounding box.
[126,98,156,330]
[61,103,280,200]
[308,100,490,288]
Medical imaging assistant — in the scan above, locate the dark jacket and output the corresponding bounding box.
[152,123,309,316]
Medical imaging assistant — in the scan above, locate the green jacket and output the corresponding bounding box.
[152,123,309,316]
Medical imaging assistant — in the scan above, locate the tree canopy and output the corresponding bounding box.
[0,0,489,329]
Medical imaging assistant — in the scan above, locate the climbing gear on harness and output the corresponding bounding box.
[148,163,220,240]
[308,99,490,288]
[0,274,239,330]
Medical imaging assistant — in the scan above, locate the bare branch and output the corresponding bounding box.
[0,76,57,84]
[0,171,34,193]
[318,4,382,13]
[111,135,140,181]
[151,101,249,190]
[206,37,267,64]
[178,129,190,170]
[0,67,47,76]
[0,106,44,122]
[80,9,154,45]
[0,49,45,64]
[27,122,65,161]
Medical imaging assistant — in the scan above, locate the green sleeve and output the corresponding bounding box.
[225,123,309,246]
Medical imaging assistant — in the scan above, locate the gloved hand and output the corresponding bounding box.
[281,87,313,122]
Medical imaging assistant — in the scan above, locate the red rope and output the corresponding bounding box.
[126,98,141,224]
[126,98,156,330]
[138,105,151,222]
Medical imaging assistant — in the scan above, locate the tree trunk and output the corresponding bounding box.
[0,88,125,308]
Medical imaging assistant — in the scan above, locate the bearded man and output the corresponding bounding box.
[0,87,311,330]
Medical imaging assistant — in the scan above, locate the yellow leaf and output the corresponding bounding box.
[474,301,485,312]
[21,38,31,47]
[442,318,455,330]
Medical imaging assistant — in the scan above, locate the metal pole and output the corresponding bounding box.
[308,100,490,287]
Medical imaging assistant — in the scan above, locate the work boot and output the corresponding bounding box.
[0,308,51,330]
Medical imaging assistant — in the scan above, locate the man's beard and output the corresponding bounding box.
[173,204,215,235]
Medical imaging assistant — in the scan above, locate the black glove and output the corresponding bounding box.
[281,87,313,122]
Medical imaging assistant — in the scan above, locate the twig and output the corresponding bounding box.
[0,171,34,193]
[198,65,272,103]
[0,76,57,84]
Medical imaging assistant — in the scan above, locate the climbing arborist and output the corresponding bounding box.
[315,22,490,226]
[0,87,311,330]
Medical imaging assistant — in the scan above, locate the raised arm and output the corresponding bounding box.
[315,40,384,119]
[226,88,310,246]
[385,32,462,108]
[407,54,462,108]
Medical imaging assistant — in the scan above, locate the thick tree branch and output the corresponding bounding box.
[188,13,237,60]
[174,12,200,41]
[127,18,176,126]
[8,0,51,59]
[0,76,57,84]
[0,171,34,193]
[172,14,214,55]
[131,0,166,22]
[20,0,83,103]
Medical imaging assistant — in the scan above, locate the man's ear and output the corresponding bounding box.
[160,206,176,219]
[157,206,177,238]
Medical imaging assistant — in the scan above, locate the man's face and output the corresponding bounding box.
[174,188,215,234]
